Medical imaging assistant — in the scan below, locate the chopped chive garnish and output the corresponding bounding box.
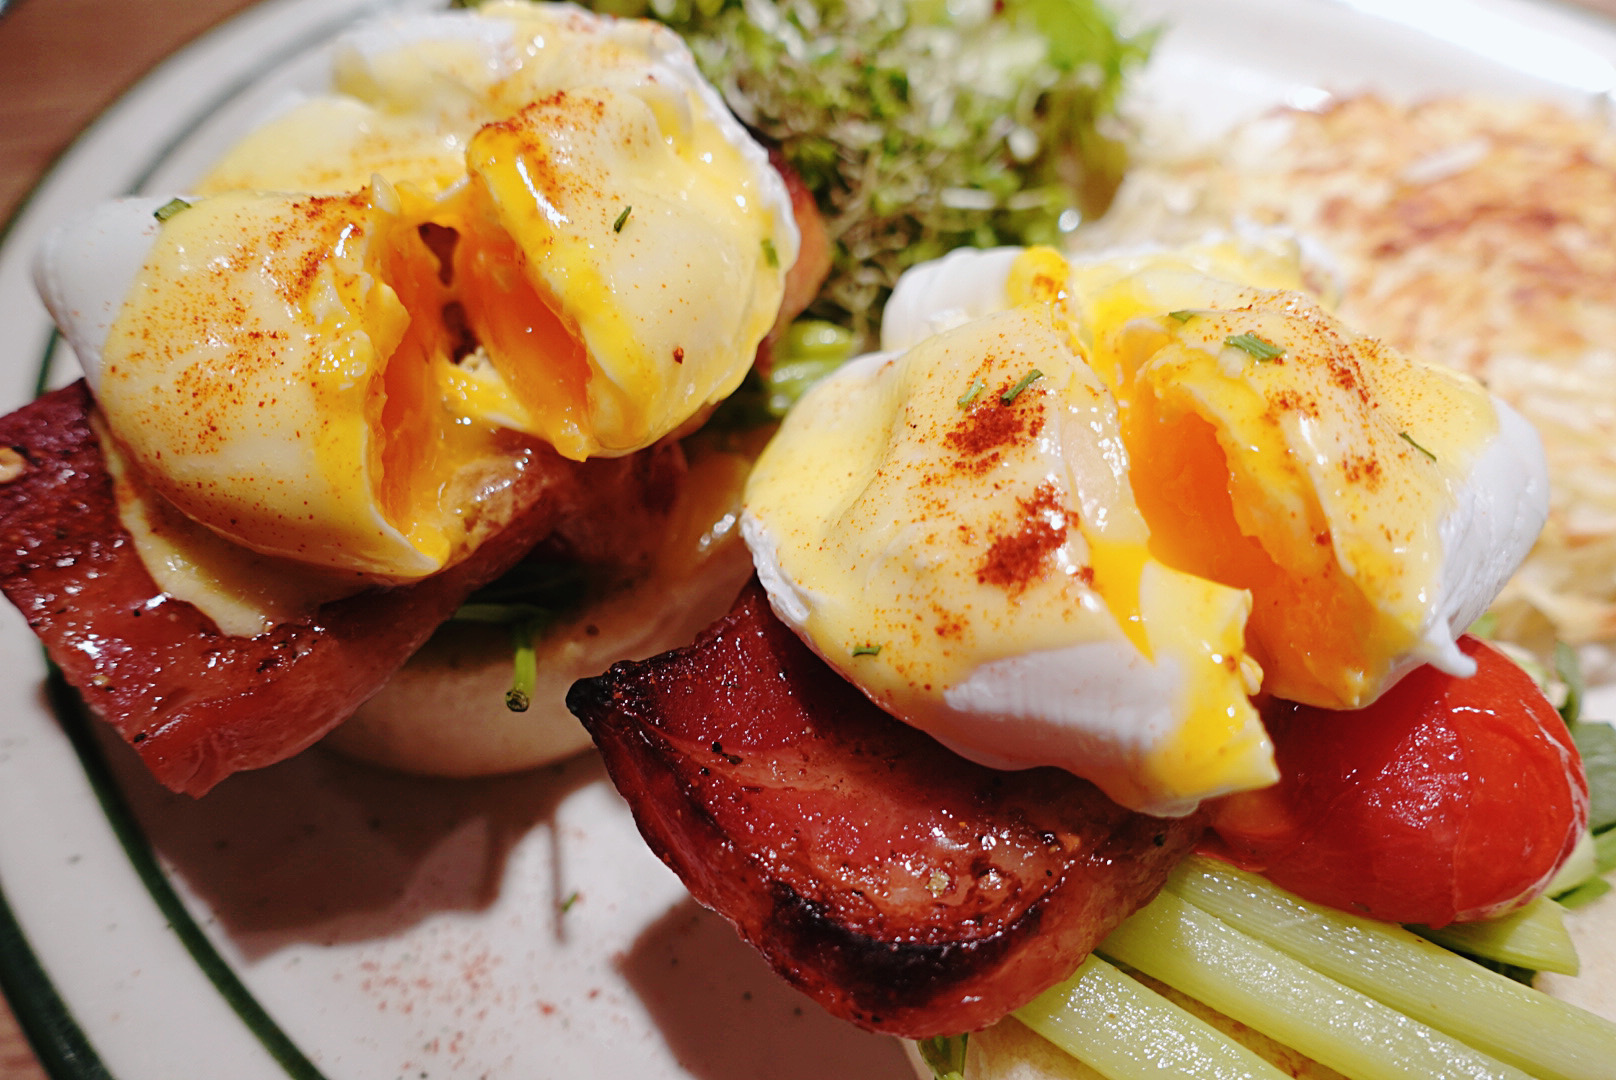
[1225,332,1285,361]
[957,378,986,408]
[612,205,632,233]
[1399,431,1437,463]
[762,237,779,268]
[505,619,540,712]
[1001,369,1045,404]
[852,643,882,657]
[1167,309,1196,323]
[560,891,580,913]
[153,197,191,223]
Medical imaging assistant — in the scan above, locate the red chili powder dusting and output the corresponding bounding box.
[943,396,1045,475]
[977,482,1068,594]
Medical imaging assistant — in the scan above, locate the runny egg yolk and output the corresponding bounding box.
[453,86,781,459]
[97,189,509,579]
[1079,265,1506,709]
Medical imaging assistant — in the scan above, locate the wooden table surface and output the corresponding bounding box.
[5,0,1616,1076]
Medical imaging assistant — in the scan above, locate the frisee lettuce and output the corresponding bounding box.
[597,0,1152,343]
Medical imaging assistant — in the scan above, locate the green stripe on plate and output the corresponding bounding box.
[10,4,380,1071]
[45,674,333,1080]
[0,875,115,1080]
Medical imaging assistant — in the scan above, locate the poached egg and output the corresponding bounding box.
[33,0,798,632]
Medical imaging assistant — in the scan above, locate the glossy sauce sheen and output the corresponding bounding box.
[0,382,606,795]
[568,582,1204,1036]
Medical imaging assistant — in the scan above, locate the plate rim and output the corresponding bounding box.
[0,1,417,1075]
[5,1,1616,1077]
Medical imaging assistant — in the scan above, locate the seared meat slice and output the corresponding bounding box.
[0,381,583,795]
[569,582,1204,1037]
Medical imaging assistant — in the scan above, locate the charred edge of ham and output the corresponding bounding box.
[568,581,1204,1037]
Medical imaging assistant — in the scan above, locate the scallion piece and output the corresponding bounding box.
[506,618,540,712]
[613,205,632,232]
[957,379,987,409]
[1015,955,1292,1079]
[1167,856,1616,1080]
[1102,890,1536,1078]
[451,602,554,624]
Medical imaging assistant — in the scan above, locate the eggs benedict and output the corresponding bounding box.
[568,239,1561,1041]
[3,0,816,792]
[740,244,1547,815]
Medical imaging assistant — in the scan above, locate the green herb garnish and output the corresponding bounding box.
[1555,641,1584,726]
[957,378,987,409]
[1573,721,1616,835]
[560,891,581,913]
[505,618,540,712]
[451,560,588,711]
[915,1035,968,1080]
[706,319,855,429]
[1398,431,1438,463]
[458,560,587,613]
[851,643,882,657]
[153,197,191,223]
[451,602,553,624]
[1224,332,1285,362]
[612,205,632,232]
[1168,309,1196,323]
[1001,369,1044,404]
[761,237,779,268]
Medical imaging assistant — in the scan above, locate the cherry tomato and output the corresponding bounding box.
[1203,636,1588,927]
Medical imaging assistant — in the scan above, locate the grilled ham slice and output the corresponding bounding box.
[568,582,1204,1037]
[0,381,625,794]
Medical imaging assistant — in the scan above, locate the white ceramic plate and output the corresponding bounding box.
[4,1,1616,1077]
